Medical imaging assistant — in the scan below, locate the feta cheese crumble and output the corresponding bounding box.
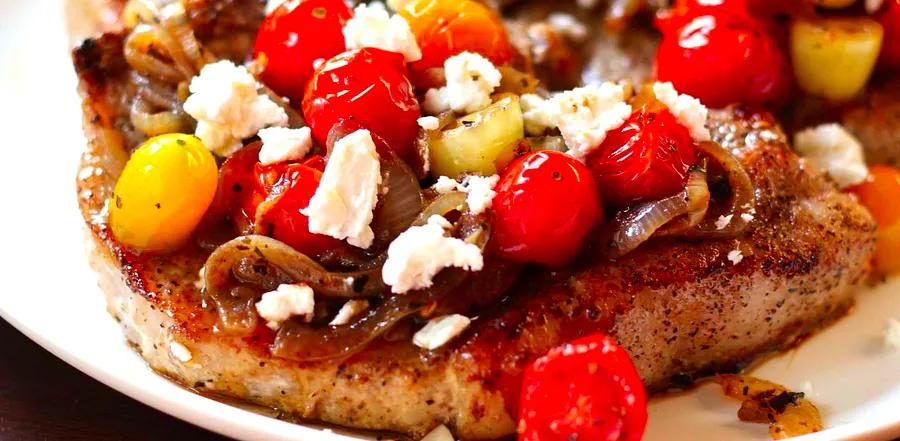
[258,127,312,165]
[430,175,499,215]
[423,52,502,115]
[740,212,755,223]
[255,283,315,330]
[413,314,472,350]
[519,84,632,161]
[652,82,710,142]
[794,123,869,188]
[417,116,440,131]
[183,60,288,157]
[885,318,900,349]
[727,248,743,265]
[715,214,733,230]
[329,299,370,326]
[547,13,588,41]
[302,129,382,249]
[382,215,484,293]
[343,2,422,62]
[421,424,455,441]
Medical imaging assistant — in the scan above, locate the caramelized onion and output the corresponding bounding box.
[684,140,756,238]
[716,375,823,439]
[371,158,425,248]
[607,164,708,257]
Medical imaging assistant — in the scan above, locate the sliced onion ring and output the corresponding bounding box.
[684,140,756,238]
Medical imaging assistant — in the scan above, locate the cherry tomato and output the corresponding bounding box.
[655,11,792,107]
[848,164,900,228]
[206,143,270,233]
[492,151,602,267]
[256,161,343,257]
[253,0,352,104]
[518,333,648,441]
[586,103,697,207]
[399,0,514,84]
[878,0,900,71]
[302,48,421,164]
[847,165,900,275]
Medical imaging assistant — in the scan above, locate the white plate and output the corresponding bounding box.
[2,1,900,440]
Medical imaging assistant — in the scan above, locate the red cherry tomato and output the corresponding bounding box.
[302,48,421,164]
[655,11,792,108]
[879,0,900,71]
[492,151,602,267]
[256,161,343,257]
[518,333,648,441]
[398,0,513,85]
[253,0,352,104]
[586,103,697,207]
[206,144,270,233]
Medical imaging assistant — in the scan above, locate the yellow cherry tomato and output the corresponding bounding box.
[848,164,900,274]
[109,134,218,252]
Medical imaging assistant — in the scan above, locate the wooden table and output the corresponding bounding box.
[0,318,227,440]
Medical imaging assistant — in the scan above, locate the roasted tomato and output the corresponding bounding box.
[492,151,602,267]
[253,0,352,104]
[878,0,900,71]
[256,159,343,257]
[302,48,421,164]
[207,143,270,233]
[399,0,513,83]
[518,333,648,441]
[655,9,792,107]
[586,102,697,207]
[848,164,900,275]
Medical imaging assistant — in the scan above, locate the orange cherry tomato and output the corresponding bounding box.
[398,0,513,84]
[847,164,900,275]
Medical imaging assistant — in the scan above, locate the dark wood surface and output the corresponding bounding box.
[0,318,228,441]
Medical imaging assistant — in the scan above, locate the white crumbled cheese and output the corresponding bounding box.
[413,314,472,350]
[421,424,455,441]
[794,123,869,189]
[866,0,885,13]
[461,175,499,215]
[549,83,632,162]
[430,175,498,215]
[740,212,755,223]
[432,176,461,194]
[520,93,557,136]
[885,318,900,349]
[423,52,502,115]
[265,0,282,14]
[653,82,710,142]
[183,60,288,157]
[727,248,744,265]
[302,129,382,249]
[547,13,588,41]
[255,284,315,331]
[382,215,484,294]
[169,341,192,363]
[257,127,312,165]
[417,116,440,131]
[343,2,422,62]
[715,214,733,230]
[329,300,370,326]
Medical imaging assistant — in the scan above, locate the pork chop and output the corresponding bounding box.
[72,1,876,439]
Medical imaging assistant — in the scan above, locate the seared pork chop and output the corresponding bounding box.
[73,19,875,441]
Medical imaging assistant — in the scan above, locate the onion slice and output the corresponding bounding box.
[685,140,756,238]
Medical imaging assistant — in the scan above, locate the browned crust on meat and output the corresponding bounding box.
[71,2,877,439]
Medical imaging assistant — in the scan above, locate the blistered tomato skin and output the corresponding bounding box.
[253,0,352,104]
[492,151,602,267]
[399,0,513,83]
[878,0,900,71]
[518,333,648,441]
[655,12,792,108]
[587,105,697,207]
[302,48,421,164]
[110,134,218,252]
